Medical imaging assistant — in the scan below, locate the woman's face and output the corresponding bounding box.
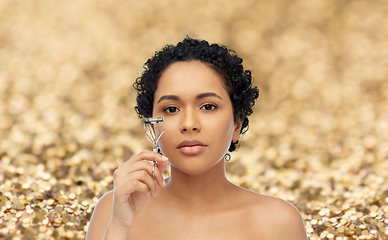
[152,60,242,176]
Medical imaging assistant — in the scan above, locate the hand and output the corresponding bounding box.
[108,151,169,233]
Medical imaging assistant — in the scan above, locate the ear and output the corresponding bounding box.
[232,119,243,141]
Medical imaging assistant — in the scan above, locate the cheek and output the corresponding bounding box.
[212,111,235,133]
[157,121,176,154]
[207,116,236,147]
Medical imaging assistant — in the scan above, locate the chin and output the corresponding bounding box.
[169,157,223,176]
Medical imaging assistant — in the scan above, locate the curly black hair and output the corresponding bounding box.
[133,36,259,152]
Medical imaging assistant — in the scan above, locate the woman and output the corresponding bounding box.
[86,37,307,240]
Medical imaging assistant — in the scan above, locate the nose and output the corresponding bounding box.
[180,108,200,133]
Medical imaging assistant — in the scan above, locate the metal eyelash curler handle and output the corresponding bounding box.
[143,117,165,180]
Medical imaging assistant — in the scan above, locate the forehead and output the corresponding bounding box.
[155,60,228,96]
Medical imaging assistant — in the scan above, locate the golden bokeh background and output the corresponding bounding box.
[1,0,388,239]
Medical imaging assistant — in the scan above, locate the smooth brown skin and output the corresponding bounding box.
[86,61,307,240]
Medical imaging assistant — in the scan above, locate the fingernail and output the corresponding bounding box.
[162,155,169,160]
[147,191,150,196]
[154,191,157,197]
[162,179,166,187]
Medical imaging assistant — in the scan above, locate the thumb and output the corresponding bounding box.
[156,160,169,174]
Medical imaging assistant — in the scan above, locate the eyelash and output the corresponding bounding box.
[163,104,217,113]
[163,106,179,113]
[200,104,217,111]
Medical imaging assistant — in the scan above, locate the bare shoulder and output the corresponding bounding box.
[85,191,114,240]
[235,187,307,240]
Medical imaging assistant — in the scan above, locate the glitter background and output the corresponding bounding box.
[1,0,388,239]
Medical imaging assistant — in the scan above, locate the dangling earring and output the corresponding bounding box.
[224,153,231,161]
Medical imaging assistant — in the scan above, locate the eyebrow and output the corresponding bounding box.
[157,92,222,104]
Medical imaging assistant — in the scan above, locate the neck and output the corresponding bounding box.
[164,160,232,213]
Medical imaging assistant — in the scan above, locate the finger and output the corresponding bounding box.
[156,160,168,175]
[118,151,168,169]
[151,162,167,187]
[115,159,167,188]
[115,170,158,197]
[128,161,166,187]
[114,180,150,203]
[155,161,168,186]
[116,160,153,176]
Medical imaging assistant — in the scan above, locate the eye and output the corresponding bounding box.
[164,106,180,113]
[200,104,217,111]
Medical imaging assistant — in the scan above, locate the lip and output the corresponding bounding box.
[177,139,207,155]
[177,139,207,148]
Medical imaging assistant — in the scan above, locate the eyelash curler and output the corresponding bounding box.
[143,117,165,180]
